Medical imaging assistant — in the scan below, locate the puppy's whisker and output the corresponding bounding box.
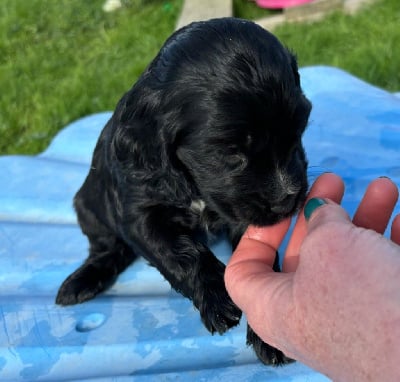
[307,166,330,181]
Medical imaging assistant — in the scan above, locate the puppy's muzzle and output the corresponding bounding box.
[270,191,298,214]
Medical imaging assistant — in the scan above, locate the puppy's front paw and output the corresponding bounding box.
[247,325,294,366]
[197,282,242,334]
[56,263,115,306]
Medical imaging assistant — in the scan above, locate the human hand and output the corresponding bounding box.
[225,173,400,381]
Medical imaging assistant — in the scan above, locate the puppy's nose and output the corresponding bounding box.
[270,193,297,214]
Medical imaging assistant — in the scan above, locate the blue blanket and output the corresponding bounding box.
[1,66,400,381]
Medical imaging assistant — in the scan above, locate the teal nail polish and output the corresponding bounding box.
[304,198,326,221]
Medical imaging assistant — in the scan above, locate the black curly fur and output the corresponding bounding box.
[56,17,311,365]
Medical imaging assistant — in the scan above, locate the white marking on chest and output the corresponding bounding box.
[190,199,211,233]
[190,199,206,214]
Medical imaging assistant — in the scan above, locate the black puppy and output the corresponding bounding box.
[56,17,311,365]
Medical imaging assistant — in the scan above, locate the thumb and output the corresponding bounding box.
[225,219,291,313]
[304,198,352,233]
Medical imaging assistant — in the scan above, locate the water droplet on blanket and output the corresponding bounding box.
[75,313,106,332]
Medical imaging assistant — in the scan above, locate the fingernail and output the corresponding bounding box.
[304,198,327,221]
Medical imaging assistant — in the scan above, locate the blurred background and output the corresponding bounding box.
[0,0,398,155]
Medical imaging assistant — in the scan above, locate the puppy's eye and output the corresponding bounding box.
[245,134,252,148]
[225,154,248,171]
[288,143,305,164]
[244,133,266,153]
[292,142,303,155]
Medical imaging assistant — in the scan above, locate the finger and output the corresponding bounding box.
[228,219,292,272]
[352,177,399,233]
[283,173,345,272]
[297,199,354,244]
[225,218,291,312]
[391,214,400,245]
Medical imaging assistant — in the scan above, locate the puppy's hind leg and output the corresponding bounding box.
[56,234,137,305]
[247,325,293,366]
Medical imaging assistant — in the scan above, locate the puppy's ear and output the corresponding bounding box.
[158,110,188,168]
[288,51,301,87]
[110,86,167,165]
[109,120,145,164]
[108,91,140,162]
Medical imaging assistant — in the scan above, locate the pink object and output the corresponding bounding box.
[255,0,314,9]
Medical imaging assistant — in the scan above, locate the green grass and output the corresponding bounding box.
[273,0,400,92]
[233,0,279,19]
[0,0,399,155]
[0,0,182,154]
